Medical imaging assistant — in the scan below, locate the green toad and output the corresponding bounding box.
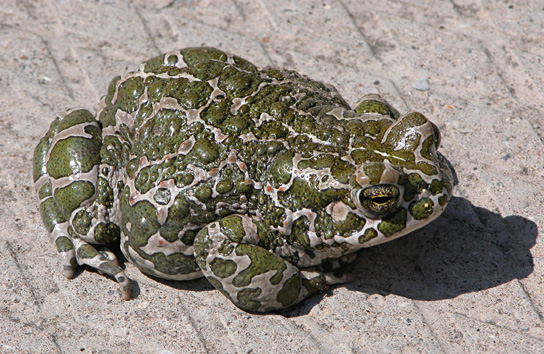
[33,47,454,312]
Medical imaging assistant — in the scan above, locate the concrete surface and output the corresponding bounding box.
[1,0,543,353]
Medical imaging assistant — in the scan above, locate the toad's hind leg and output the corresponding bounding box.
[33,109,130,299]
[194,214,336,312]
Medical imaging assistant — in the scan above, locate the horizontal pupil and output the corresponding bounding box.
[369,196,394,204]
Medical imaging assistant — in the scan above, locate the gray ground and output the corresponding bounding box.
[1,0,543,353]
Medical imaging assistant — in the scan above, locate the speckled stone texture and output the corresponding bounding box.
[1,1,543,353]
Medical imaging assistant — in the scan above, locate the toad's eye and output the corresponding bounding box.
[358,184,400,217]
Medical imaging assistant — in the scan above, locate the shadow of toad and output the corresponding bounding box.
[283,196,537,316]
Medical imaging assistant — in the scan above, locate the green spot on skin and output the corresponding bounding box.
[201,99,229,126]
[181,47,228,66]
[237,288,262,312]
[351,149,379,165]
[134,166,152,194]
[98,105,117,128]
[193,228,210,264]
[232,55,258,72]
[354,98,398,119]
[409,198,435,220]
[39,198,66,232]
[291,218,311,247]
[187,60,227,81]
[195,186,213,202]
[54,181,95,217]
[166,54,178,65]
[399,173,426,202]
[416,162,438,176]
[303,273,327,294]
[235,179,253,195]
[115,76,145,113]
[279,178,344,213]
[78,244,99,259]
[165,79,213,109]
[378,208,407,237]
[269,151,294,186]
[101,135,129,168]
[181,173,194,186]
[358,228,378,244]
[383,112,429,152]
[56,109,95,133]
[146,78,168,101]
[55,236,74,253]
[331,162,354,184]
[363,164,385,185]
[233,244,287,287]
[94,222,120,244]
[96,177,114,208]
[140,251,200,276]
[160,194,191,243]
[104,76,121,106]
[72,210,92,236]
[429,179,444,195]
[143,54,169,73]
[121,197,160,248]
[218,242,236,257]
[210,258,238,278]
[98,262,123,276]
[219,65,263,98]
[276,273,301,307]
[46,135,101,180]
[33,132,55,182]
[421,135,437,160]
[224,115,250,134]
[401,111,428,126]
[219,215,246,243]
[216,179,234,194]
[192,139,219,164]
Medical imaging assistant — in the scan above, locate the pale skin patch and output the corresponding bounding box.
[329,201,351,222]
